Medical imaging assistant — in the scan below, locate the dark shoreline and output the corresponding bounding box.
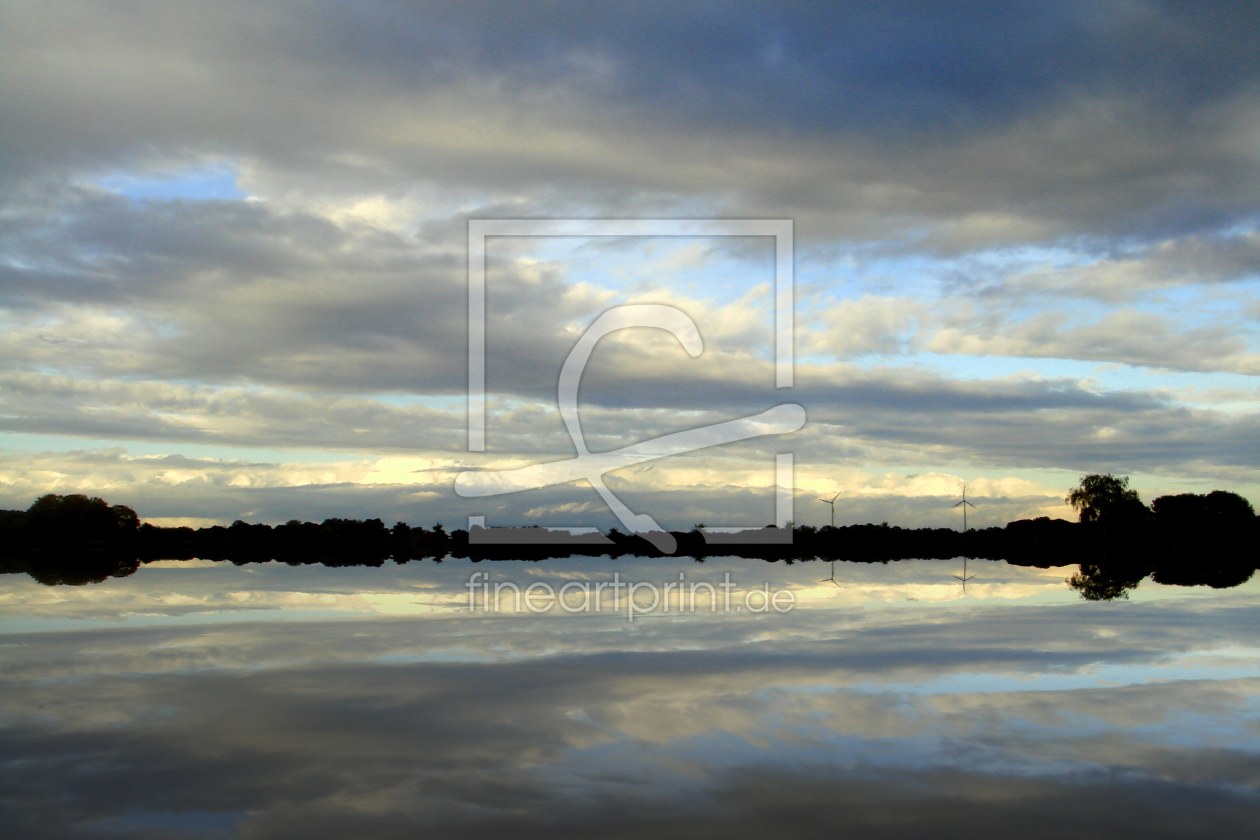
[3,515,1256,599]
[5,484,1258,598]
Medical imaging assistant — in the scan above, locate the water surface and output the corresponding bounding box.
[2,557,1257,838]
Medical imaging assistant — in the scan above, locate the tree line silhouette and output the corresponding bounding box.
[1,474,1255,597]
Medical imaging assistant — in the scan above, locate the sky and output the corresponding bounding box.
[1,0,1259,530]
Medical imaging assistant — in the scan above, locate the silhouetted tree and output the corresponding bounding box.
[111,504,140,533]
[1150,489,1256,561]
[24,553,140,586]
[1152,490,1255,529]
[1066,474,1145,525]
[26,494,139,541]
[1066,564,1144,601]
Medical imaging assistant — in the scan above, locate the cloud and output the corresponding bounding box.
[927,309,1260,374]
[2,2,1259,243]
[975,231,1260,302]
[804,295,925,358]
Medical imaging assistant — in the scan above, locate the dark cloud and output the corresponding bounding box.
[3,1,1259,243]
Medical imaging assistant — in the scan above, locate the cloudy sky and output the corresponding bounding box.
[1,0,1258,530]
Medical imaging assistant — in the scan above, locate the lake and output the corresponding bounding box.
[2,556,1258,838]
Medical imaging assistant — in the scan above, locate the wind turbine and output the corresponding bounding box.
[952,483,977,592]
[820,560,839,587]
[952,556,976,590]
[952,483,976,531]
[819,493,840,527]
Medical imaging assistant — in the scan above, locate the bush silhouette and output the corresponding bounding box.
[26,494,139,541]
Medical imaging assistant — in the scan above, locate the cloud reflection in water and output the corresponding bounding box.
[1,558,1257,838]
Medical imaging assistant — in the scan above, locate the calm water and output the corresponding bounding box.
[2,557,1258,838]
